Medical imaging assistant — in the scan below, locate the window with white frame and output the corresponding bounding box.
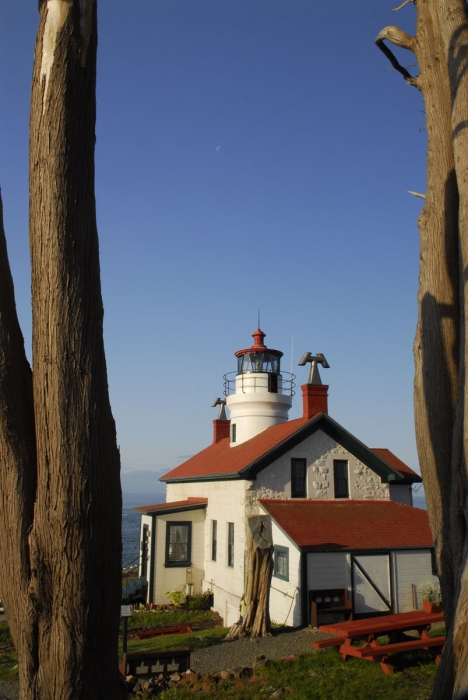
[165,522,191,567]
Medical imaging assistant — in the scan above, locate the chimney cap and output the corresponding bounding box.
[211,397,227,420]
[298,352,330,385]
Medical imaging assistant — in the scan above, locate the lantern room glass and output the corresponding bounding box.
[237,353,280,374]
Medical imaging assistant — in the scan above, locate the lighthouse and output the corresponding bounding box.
[224,328,294,445]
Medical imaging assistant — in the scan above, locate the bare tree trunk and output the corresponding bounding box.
[377,1,468,697]
[226,516,273,639]
[0,1,124,698]
[412,0,460,625]
[430,3,468,696]
[0,193,38,699]
[28,1,123,697]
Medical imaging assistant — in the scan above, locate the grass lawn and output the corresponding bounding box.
[120,625,228,655]
[0,610,441,697]
[0,620,17,681]
[151,649,437,699]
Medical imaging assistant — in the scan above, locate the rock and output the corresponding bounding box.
[219,670,234,680]
[269,689,285,699]
[253,658,267,669]
[230,666,252,679]
[254,654,266,662]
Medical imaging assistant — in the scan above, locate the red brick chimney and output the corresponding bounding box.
[213,419,230,444]
[302,384,328,419]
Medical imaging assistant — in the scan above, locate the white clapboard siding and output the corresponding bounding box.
[393,549,438,612]
[389,485,413,505]
[307,552,351,592]
[269,522,302,627]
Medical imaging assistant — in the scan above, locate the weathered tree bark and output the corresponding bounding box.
[377,1,468,697]
[0,192,39,698]
[226,516,273,639]
[0,1,124,698]
[432,3,468,696]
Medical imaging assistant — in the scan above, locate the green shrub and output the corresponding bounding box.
[418,581,442,605]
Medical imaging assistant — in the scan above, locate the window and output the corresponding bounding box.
[268,373,278,393]
[231,423,237,443]
[273,546,289,581]
[211,520,217,561]
[291,458,307,498]
[227,522,234,567]
[165,522,191,567]
[334,460,349,498]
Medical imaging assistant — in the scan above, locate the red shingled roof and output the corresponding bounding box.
[160,413,420,484]
[161,416,309,480]
[259,499,433,550]
[134,498,208,513]
[371,448,420,480]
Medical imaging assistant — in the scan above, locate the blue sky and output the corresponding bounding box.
[0,1,427,496]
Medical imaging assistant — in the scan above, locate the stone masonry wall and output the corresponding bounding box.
[249,428,391,503]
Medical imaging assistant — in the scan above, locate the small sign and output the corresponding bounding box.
[121,605,132,618]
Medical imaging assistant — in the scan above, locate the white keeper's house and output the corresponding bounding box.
[136,328,438,628]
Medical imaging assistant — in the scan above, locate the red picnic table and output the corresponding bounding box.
[313,610,445,674]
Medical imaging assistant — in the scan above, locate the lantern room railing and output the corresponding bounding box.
[223,371,295,397]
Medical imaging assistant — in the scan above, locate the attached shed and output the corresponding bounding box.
[259,499,437,628]
[135,498,208,605]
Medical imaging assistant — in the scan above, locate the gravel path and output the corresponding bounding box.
[0,681,18,700]
[190,627,331,675]
[0,628,332,699]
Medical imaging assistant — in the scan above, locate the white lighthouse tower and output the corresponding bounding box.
[224,328,294,446]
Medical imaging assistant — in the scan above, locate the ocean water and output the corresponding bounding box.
[122,492,164,568]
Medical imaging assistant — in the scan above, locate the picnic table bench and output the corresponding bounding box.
[134,625,192,640]
[314,610,445,675]
[119,649,191,679]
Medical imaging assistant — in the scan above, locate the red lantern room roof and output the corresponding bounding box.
[234,328,283,358]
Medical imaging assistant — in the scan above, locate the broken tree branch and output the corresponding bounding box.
[376,26,418,84]
[393,0,413,12]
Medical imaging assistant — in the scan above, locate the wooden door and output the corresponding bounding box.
[352,554,392,615]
